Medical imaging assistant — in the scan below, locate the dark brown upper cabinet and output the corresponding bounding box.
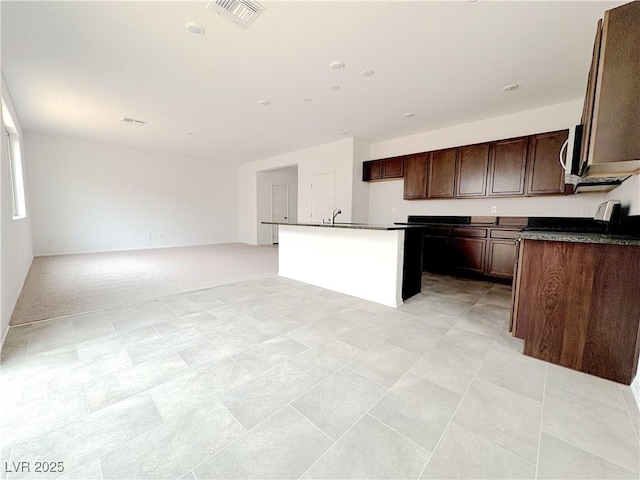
[427,148,457,198]
[363,157,404,181]
[583,1,640,177]
[526,130,568,195]
[362,160,381,181]
[488,137,528,196]
[364,129,567,199]
[403,153,428,199]
[455,144,490,197]
[382,157,404,178]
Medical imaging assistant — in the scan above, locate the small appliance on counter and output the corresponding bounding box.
[524,199,622,234]
[593,199,621,224]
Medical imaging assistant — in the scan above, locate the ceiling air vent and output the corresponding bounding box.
[206,0,265,29]
[120,117,146,127]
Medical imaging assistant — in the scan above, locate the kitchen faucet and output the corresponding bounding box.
[330,208,342,225]
[323,208,342,225]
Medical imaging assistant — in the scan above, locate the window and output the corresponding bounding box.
[2,98,26,219]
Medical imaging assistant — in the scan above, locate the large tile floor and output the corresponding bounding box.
[1,273,639,479]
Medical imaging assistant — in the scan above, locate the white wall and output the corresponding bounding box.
[351,138,371,223]
[26,132,238,255]
[1,78,34,343]
[256,166,298,245]
[239,138,355,245]
[367,100,607,223]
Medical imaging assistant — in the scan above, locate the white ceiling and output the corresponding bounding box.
[1,1,624,165]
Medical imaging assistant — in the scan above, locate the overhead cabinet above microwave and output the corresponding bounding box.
[579,1,640,178]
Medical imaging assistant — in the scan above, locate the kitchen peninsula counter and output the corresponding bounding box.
[262,222,423,307]
[263,221,415,230]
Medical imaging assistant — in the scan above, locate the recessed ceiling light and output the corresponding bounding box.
[120,117,146,126]
[362,69,375,77]
[328,84,340,91]
[330,61,345,70]
[468,0,481,3]
[503,84,519,92]
[185,22,205,36]
[403,113,415,118]
[301,97,312,103]
[339,131,349,135]
[258,100,271,106]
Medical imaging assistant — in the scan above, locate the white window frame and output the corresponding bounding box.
[2,98,26,219]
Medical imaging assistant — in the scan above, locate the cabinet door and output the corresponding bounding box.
[486,239,517,279]
[382,157,404,178]
[427,148,457,198]
[588,2,640,171]
[488,138,528,196]
[403,153,428,199]
[422,235,450,272]
[526,131,568,195]
[455,144,489,197]
[450,237,486,274]
[580,19,603,175]
[363,160,381,181]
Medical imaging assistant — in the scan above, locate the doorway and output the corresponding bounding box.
[256,165,298,245]
[271,184,289,244]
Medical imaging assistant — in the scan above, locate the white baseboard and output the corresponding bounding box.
[631,374,640,412]
[0,323,10,357]
[33,241,241,257]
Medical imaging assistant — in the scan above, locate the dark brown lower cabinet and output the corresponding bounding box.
[450,237,486,274]
[422,225,518,281]
[512,238,640,384]
[487,240,517,278]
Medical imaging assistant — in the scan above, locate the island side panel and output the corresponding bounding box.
[278,225,405,307]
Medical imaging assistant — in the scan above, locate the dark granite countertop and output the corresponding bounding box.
[395,222,523,229]
[262,221,415,231]
[516,231,640,246]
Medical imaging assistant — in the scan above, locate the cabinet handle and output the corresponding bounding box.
[559,139,569,170]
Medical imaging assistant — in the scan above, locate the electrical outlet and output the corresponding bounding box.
[490,206,498,214]
[148,233,152,240]
[159,234,164,239]
[391,207,396,213]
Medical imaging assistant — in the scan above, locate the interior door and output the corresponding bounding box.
[271,184,289,244]
[310,172,335,223]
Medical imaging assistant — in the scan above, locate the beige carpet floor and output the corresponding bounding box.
[10,243,278,325]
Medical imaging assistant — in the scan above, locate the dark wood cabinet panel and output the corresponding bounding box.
[403,154,428,199]
[422,236,450,271]
[513,239,640,384]
[383,157,404,178]
[422,225,519,281]
[363,160,381,181]
[456,144,489,197]
[487,240,517,278]
[580,19,603,175]
[526,130,568,195]
[587,2,640,174]
[450,237,486,274]
[488,138,528,196]
[427,149,457,198]
[451,227,487,238]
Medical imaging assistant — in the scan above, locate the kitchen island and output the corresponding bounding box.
[511,230,640,384]
[262,222,423,307]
